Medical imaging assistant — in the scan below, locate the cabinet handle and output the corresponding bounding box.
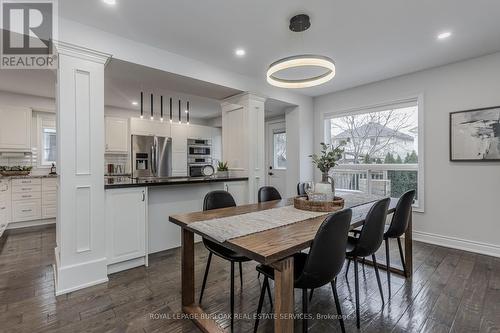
[141,191,145,202]
[0,207,6,210]
[22,195,31,198]
[21,209,32,213]
[22,188,31,191]
[225,184,229,192]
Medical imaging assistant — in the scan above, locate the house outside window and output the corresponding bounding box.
[324,98,423,210]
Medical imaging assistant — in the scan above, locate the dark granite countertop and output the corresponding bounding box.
[105,176,249,189]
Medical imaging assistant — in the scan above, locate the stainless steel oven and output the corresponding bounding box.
[187,156,212,177]
[187,138,212,157]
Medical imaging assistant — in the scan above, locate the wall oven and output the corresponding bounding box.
[187,138,212,157]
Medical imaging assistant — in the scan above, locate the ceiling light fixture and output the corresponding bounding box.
[169,98,173,123]
[160,96,164,122]
[150,94,154,120]
[178,100,181,124]
[186,101,190,125]
[140,92,144,119]
[266,14,336,89]
[102,0,116,5]
[235,48,246,57]
[437,31,452,40]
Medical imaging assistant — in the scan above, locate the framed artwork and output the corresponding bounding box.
[450,106,500,161]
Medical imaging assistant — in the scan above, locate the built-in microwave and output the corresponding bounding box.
[187,138,212,157]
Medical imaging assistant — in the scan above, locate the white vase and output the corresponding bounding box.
[315,172,335,201]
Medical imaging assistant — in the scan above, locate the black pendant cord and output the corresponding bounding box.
[160,96,164,121]
[169,97,173,123]
[178,99,181,124]
[187,101,190,124]
[150,94,154,120]
[140,92,144,118]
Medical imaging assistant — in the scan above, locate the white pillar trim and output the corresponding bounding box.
[54,41,112,65]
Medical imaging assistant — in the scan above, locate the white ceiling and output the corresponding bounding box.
[59,0,500,96]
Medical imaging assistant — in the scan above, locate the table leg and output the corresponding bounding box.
[181,229,225,333]
[181,228,195,306]
[404,209,413,278]
[272,256,295,333]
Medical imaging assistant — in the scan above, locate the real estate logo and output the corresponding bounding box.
[0,0,58,69]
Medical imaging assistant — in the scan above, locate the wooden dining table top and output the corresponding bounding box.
[169,193,398,265]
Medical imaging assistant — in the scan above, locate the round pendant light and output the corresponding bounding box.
[266,14,336,89]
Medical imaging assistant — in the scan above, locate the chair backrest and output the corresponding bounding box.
[385,190,415,238]
[294,209,352,289]
[258,186,282,203]
[297,183,306,196]
[203,190,236,211]
[355,198,391,257]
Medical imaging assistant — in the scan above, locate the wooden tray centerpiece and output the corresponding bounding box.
[294,195,345,212]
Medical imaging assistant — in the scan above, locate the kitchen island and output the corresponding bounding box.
[104,176,248,274]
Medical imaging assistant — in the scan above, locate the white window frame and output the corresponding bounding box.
[323,95,425,212]
[36,112,56,168]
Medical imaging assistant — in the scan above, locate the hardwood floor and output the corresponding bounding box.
[0,226,499,333]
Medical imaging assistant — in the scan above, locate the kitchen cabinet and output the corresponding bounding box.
[41,178,57,219]
[188,125,213,140]
[0,179,11,237]
[105,117,129,153]
[224,181,248,205]
[171,123,188,176]
[212,127,222,162]
[11,178,41,222]
[105,187,147,269]
[130,117,170,137]
[0,107,31,151]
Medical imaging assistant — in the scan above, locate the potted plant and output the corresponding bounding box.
[309,142,345,199]
[216,161,229,178]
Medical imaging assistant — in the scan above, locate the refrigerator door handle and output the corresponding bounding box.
[151,144,156,176]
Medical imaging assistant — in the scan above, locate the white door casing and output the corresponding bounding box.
[266,120,287,197]
[55,41,111,295]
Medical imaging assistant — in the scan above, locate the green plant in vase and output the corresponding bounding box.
[309,142,345,199]
[217,161,229,178]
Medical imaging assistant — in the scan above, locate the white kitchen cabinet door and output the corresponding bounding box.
[105,117,129,153]
[130,118,171,137]
[172,152,187,176]
[105,187,147,265]
[171,123,187,153]
[224,181,248,205]
[0,107,31,151]
[188,125,212,140]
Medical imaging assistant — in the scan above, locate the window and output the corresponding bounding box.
[273,130,287,169]
[37,113,56,167]
[324,99,423,209]
[42,128,56,165]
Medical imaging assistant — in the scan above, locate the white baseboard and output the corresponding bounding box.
[7,218,55,230]
[107,256,146,275]
[413,230,500,258]
[55,257,109,296]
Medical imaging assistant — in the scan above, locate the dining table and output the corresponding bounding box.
[168,191,413,333]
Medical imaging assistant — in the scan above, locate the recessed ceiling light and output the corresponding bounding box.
[102,0,116,5]
[131,101,138,106]
[437,31,452,40]
[235,49,246,57]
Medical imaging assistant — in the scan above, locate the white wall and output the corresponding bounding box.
[314,52,500,257]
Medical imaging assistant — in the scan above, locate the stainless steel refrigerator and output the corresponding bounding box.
[131,135,172,178]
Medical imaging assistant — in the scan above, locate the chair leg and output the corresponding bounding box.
[354,258,360,329]
[230,262,235,332]
[385,238,391,297]
[254,277,268,333]
[345,258,351,279]
[257,272,261,279]
[239,261,243,288]
[397,237,407,276]
[198,252,212,304]
[331,278,345,333]
[302,288,308,333]
[372,254,385,304]
[265,278,273,309]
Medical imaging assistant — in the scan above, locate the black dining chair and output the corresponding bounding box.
[199,190,251,332]
[382,190,415,294]
[345,198,390,329]
[254,209,352,333]
[297,182,306,196]
[258,186,282,202]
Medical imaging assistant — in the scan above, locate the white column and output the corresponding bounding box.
[221,93,266,203]
[54,42,111,295]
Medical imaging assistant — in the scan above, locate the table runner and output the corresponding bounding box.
[189,191,383,243]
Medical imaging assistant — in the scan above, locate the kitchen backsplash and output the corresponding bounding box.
[105,153,130,175]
